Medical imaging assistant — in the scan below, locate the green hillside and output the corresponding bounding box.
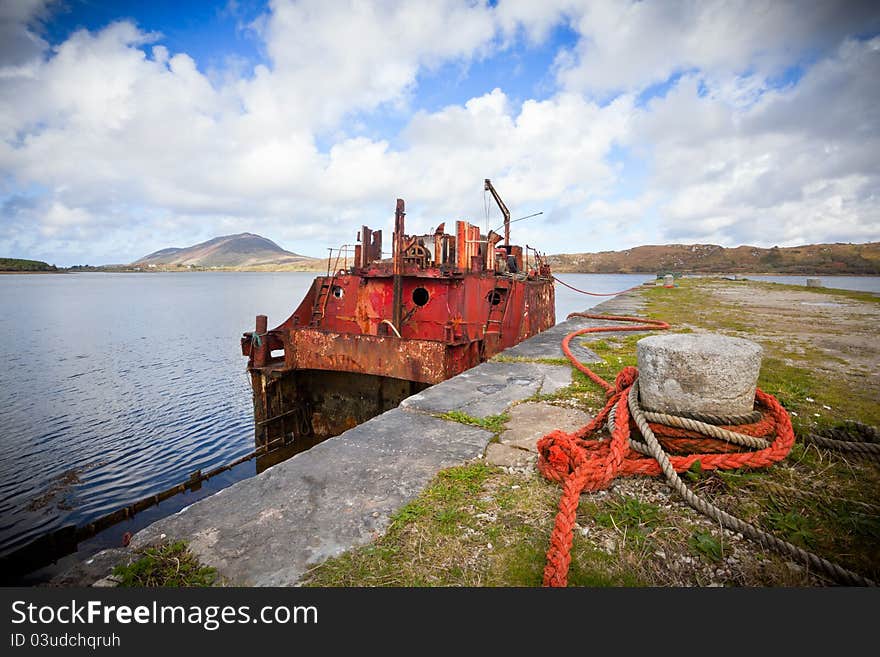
[0,258,57,272]
[547,242,880,274]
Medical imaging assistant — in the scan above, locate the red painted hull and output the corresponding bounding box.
[244,269,555,385]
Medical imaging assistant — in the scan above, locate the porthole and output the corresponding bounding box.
[332,286,344,299]
[412,287,429,306]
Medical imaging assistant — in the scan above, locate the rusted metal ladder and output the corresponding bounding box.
[312,246,351,326]
[485,278,513,337]
[310,281,332,325]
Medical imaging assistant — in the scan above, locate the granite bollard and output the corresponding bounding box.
[636,334,763,416]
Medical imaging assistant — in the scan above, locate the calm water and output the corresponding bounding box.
[1,271,877,572]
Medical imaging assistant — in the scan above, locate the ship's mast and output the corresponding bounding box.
[484,179,510,247]
[392,198,405,332]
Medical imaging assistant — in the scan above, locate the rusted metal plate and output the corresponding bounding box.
[289,328,452,384]
[242,273,555,375]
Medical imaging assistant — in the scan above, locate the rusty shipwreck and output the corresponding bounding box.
[241,180,555,466]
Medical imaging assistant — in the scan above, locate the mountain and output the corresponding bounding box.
[546,242,880,275]
[133,233,322,270]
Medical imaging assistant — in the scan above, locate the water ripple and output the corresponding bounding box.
[0,271,322,557]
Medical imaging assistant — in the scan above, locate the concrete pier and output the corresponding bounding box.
[54,289,659,586]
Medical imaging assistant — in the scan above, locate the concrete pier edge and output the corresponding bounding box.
[54,285,654,586]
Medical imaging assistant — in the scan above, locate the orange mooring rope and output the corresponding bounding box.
[553,276,644,297]
[537,312,797,587]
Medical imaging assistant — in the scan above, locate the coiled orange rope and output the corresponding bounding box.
[537,313,797,587]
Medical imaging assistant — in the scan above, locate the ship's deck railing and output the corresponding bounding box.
[325,244,356,276]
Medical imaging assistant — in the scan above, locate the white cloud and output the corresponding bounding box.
[0,0,878,265]
[391,88,633,233]
[247,0,497,130]
[40,201,94,237]
[494,0,575,45]
[637,36,880,247]
[555,0,880,96]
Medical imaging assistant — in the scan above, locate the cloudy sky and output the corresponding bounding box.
[1,0,878,266]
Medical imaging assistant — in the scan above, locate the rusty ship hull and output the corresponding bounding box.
[241,185,555,468]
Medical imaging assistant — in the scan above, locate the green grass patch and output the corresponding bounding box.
[690,530,723,562]
[567,546,644,587]
[302,463,555,586]
[766,510,816,548]
[758,357,880,433]
[595,496,661,529]
[528,331,656,410]
[113,540,218,587]
[702,446,880,579]
[439,411,509,435]
[301,464,654,587]
[528,377,602,406]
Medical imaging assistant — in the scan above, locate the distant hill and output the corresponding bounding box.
[547,242,880,275]
[133,233,322,270]
[0,257,57,272]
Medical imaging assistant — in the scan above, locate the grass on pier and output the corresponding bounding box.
[112,540,218,587]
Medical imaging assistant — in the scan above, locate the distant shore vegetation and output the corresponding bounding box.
[548,242,880,275]
[0,258,57,272]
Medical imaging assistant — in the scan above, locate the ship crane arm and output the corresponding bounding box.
[484,179,510,247]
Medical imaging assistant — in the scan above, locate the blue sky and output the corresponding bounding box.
[1,1,878,265]
[44,1,268,72]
